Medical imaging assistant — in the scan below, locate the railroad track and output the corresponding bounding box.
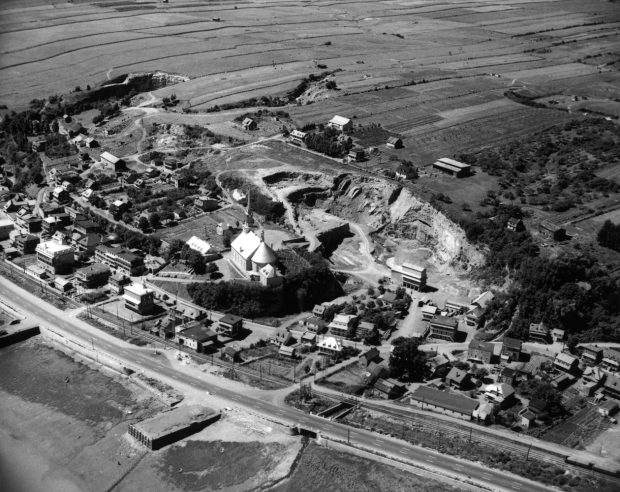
[313,390,620,484]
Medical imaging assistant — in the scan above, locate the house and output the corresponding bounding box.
[539,221,566,241]
[467,340,494,364]
[303,315,326,334]
[373,379,406,399]
[35,240,74,275]
[551,372,575,391]
[28,136,47,152]
[426,354,450,379]
[528,398,548,419]
[317,336,342,357]
[466,306,485,327]
[395,165,416,180]
[221,346,242,363]
[386,136,403,149]
[54,277,73,293]
[279,345,297,359]
[551,328,565,343]
[484,383,515,408]
[498,367,517,386]
[432,157,471,178]
[445,367,471,389]
[194,196,219,212]
[602,374,620,400]
[601,355,620,373]
[177,325,217,353]
[421,304,438,321]
[230,226,277,273]
[519,409,537,429]
[506,217,524,232]
[74,219,101,235]
[328,313,357,338]
[75,263,111,289]
[429,316,458,342]
[312,304,327,318]
[581,346,604,366]
[382,292,399,306]
[12,233,40,254]
[356,321,375,339]
[108,272,130,295]
[271,328,293,346]
[390,262,426,291]
[74,233,101,257]
[598,400,619,418]
[327,115,352,132]
[0,217,14,240]
[347,148,365,162]
[164,159,178,171]
[554,352,579,373]
[242,118,257,130]
[300,331,317,347]
[501,337,522,361]
[100,151,125,171]
[360,347,381,366]
[409,386,479,421]
[365,361,389,385]
[123,283,156,315]
[529,322,550,343]
[216,314,243,338]
[289,130,306,145]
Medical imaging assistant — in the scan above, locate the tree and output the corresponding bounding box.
[389,337,426,381]
[186,250,206,275]
[138,216,150,231]
[597,220,620,252]
[149,212,161,229]
[25,183,39,199]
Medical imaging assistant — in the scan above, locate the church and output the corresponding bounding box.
[230,225,277,273]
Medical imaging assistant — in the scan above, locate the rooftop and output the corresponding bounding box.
[133,405,219,438]
[410,386,479,415]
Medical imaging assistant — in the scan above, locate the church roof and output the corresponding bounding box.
[252,241,277,265]
[231,230,262,260]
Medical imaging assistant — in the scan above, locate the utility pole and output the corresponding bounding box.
[469,426,472,443]
[526,444,532,461]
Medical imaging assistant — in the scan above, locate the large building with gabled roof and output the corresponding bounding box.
[230,226,277,273]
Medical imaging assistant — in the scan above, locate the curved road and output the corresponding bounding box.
[0,275,553,492]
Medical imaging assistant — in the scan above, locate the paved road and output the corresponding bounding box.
[0,276,553,492]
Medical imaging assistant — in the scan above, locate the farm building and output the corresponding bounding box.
[598,400,619,418]
[100,151,125,171]
[289,130,306,145]
[409,386,479,421]
[432,157,471,178]
[327,115,352,132]
[429,316,458,342]
[279,345,297,358]
[386,136,403,149]
[539,221,566,241]
[347,148,365,162]
[128,406,220,450]
[391,262,426,290]
[506,217,524,232]
[242,118,257,130]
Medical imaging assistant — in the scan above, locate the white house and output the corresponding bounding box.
[327,115,352,132]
